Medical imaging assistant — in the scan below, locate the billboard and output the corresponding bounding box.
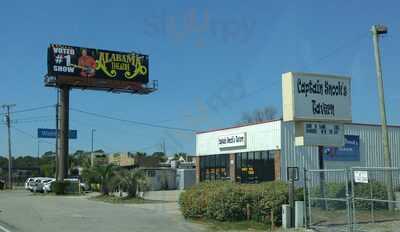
[323,135,360,161]
[38,128,77,139]
[282,72,352,122]
[47,44,149,84]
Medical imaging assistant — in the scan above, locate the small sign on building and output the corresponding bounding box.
[354,170,368,183]
[295,122,344,147]
[218,133,246,149]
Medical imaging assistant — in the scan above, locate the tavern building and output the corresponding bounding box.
[195,120,400,184]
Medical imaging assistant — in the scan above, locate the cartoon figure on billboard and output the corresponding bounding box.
[73,49,96,77]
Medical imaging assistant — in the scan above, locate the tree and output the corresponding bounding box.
[239,106,278,125]
[151,152,167,162]
[70,150,91,168]
[111,169,148,198]
[173,152,188,161]
[81,164,116,195]
[134,152,147,157]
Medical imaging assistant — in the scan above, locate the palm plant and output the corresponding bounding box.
[112,169,148,198]
[81,164,117,195]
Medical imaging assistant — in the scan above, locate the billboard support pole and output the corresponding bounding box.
[57,86,70,183]
[55,89,60,180]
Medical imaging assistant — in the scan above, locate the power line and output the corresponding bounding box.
[70,107,197,132]
[12,126,54,145]
[13,115,53,121]
[0,104,55,116]
[0,118,54,125]
[304,32,369,68]
[155,32,369,124]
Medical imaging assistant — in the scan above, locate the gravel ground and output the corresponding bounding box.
[0,190,204,232]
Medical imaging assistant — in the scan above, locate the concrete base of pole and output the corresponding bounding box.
[282,204,291,229]
[295,201,305,228]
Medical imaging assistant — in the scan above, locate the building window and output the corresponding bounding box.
[235,150,275,183]
[146,170,156,177]
[199,154,230,181]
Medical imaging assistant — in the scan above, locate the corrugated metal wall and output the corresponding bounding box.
[281,122,400,182]
[281,121,319,182]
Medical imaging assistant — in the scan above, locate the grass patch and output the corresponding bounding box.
[90,195,168,204]
[189,218,270,231]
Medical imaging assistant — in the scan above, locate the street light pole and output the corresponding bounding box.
[91,129,96,167]
[371,24,394,210]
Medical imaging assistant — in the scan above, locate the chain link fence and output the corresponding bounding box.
[351,167,400,232]
[305,169,353,232]
[305,167,400,232]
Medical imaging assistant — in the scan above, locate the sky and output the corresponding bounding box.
[0,0,399,157]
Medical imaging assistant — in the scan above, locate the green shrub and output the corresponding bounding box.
[353,181,388,209]
[310,183,347,210]
[179,181,297,226]
[52,181,80,195]
[52,181,67,195]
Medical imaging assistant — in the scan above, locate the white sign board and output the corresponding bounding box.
[282,72,352,122]
[295,122,344,147]
[354,171,368,183]
[218,133,246,149]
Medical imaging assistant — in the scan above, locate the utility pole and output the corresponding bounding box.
[37,139,41,160]
[2,104,15,189]
[162,139,166,155]
[371,24,394,210]
[91,128,96,167]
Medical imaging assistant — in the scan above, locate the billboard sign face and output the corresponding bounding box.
[47,44,149,84]
[282,72,351,122]
[323,135,360,161]
[38,128,77,139]
[218,133,246,149]
[295,122,344,147]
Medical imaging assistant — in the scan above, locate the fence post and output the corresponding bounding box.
[303,168,309,228]
[345,168,354,232]
[350,167,356,231]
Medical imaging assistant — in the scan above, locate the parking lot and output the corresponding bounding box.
[0,190,205,232]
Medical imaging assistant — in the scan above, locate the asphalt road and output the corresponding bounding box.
[0,190,204,232]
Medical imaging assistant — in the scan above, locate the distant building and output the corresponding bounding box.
[93,152,109,166]
[141,167,176,191]
[109,152,136,167]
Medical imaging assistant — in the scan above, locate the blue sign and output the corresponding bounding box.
[37,128,77,139]
[323,135,360,161]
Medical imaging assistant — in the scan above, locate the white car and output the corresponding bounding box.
[43,179,56,193]
[34,179,55,193]
[29,177,54,192]
[42,178,88,193]
[24,178,35,190]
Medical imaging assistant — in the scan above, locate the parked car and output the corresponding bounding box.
[65,178,89,192]
[34,179,55,193]
[24,178,35,190]
[29,177,54,192]
[43,179,56,193]
[0,179,5,190]
[42,178,88,193]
